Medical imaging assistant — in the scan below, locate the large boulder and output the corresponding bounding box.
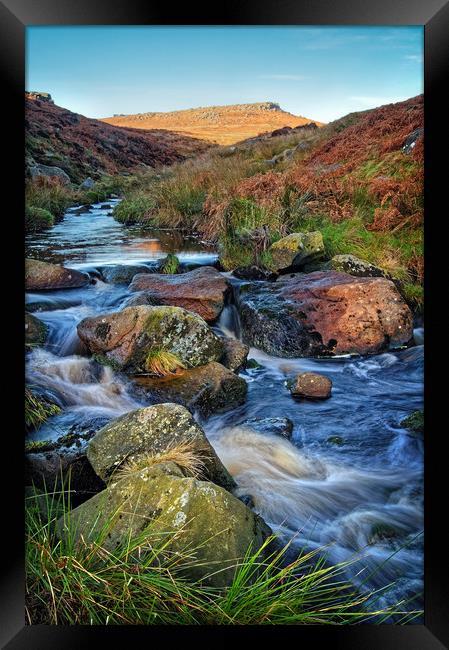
[77,305,224,374]
[25,312,48,348]
[238,271,413,357]
[133,362,248,418]
[57,468,272,587]
[29,164,71,185]
[129,266,230,322]
[267,232,324,272]
[25,258,90,291]
[86,403,235,490]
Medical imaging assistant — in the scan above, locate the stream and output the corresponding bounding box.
[25,200,424,616]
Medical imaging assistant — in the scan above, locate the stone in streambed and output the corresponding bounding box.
[57,469,272,588]
[133,362,248,418]
[240,417,294,439]
[220,337,249,373]
[99,264,152,285]
[86,402,235,490]
[25,258,90,291]
[77,305,224,374]
[290,372,332,400]
[129,266,230,322]
[239,271,413,357]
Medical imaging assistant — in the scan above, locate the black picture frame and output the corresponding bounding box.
[1,1,447,647]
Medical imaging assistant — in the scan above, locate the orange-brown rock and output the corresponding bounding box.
[239,271,413,357]
[25,258,90,291]
[290,372,332,399]
[129,266,230,322]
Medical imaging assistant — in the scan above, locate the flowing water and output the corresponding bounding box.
[25,200,424,616]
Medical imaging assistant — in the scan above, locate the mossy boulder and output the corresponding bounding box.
[25,258,90,291]
[400,411,424,434]
[77,305,224,374]
[129,266,230,322]
[25,312,48,349]
[57,469,272,588]
[158,253,180,274]
[267,232,324,272]
[133,362,248,418]
[87,403,236,490]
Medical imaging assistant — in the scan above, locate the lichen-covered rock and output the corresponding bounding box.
[29,163,71,185]
[267,232,324,272]
[77,305,224,374]
[87,402,236,490]
[329,254,386,278]
[133,363,248,418]
[239,271,413,357]
[57,470,272,587]
[240,417,293,439]
[290,372,332,399]
[25,312,48,349]
[220,337,249,372]
[99,264,151,284]
[25,258,89,291]
[129,266,230,322]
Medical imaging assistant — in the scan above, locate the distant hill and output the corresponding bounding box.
[102,102,322,145]
[25,93,211,184]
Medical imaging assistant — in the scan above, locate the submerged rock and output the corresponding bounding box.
[290,372,332,400]
[57,469,271,587]
[133,362,248,418]
[240,417,293,439]
[25,258,90,291]
[232,265,276,281]
[25,312,48,349]
[239,271,413,357]
[77,305,224,374]
[129,266,230,322]
[267,232,324,272]
[99,264,152,284]
[87,402,236,490]
[220,337,249,372]
[400,410,424,434]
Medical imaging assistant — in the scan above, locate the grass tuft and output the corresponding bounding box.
[115,439,208,480]
[25,388,61,432]
[144,349,186,376]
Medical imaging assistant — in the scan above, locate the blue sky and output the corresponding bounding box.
[26,26,423,123]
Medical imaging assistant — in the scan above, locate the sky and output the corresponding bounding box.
[26,26,423,123]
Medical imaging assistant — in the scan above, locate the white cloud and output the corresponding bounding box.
[404,54,423,63]
[349,95,408,107]
[259,74,306,81]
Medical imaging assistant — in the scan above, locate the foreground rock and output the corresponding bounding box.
[220,337,249,372]
[25,312,48,348]
[25,258,90,291]
[77,305,224,374]
[267,232,324,272]
[290,372,332,399]
[87,403,236,490]
[129,266,230,321]
[239,271,413,357]
[133,362,248,418]
[57,468,271,587]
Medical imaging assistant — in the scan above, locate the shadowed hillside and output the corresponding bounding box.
[25,93,212,184]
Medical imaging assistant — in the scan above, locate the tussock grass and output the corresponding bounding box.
[144,349,187,376]
[25,206,54,233]
[25,388,61,431]
[25,480,423,625]
[115,439,208,480]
